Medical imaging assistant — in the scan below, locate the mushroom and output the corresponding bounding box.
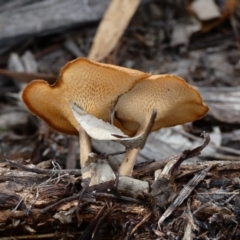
[22,58,150,176]
[114,74,209,176]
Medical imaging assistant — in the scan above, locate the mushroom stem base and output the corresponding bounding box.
[118,109,157,176]
[79,126,92,178]
[118,148,140,176]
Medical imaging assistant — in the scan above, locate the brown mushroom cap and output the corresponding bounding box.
[114,74,209,136]
[22,58,150,135]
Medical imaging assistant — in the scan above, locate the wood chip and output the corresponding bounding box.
[190,0,221,21]
[88,0,141,61]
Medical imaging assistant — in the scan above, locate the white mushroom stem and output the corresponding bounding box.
[79,126,92,168]
[118,148,140,176]
[119,110,157,176]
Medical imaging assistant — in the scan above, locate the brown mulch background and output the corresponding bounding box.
[1,0,240,239]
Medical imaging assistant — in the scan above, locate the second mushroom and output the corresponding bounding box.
[115,74,209,176]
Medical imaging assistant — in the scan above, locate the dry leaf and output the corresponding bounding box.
[70,103,151,149]
[190,0,221,21]
[53,207,76,224]
[188,0,238,32]
[88,160,116,186]
[70,102,127,140]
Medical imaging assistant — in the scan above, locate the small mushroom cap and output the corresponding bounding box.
[22,58,150,135]
[114,74,209,136]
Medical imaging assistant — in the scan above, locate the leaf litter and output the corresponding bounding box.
[0,0,240,239]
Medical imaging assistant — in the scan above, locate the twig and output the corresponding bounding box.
[92,192,142,203]
[78,205,108,240]
[0,232,83,240]
[130,212,151,236]
[133,132,210,178]
[6,159,82,176]
[173,127,240,156]
[91,206,116,240]
[109,150,127,156]
[76,179,91,222]
[41,195,80,214]
[180,160,240,174]
[41,190,141,214]
[170,132,210,176]
[182,200,195,240]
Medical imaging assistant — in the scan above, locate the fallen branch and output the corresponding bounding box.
[133,132,210,178]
